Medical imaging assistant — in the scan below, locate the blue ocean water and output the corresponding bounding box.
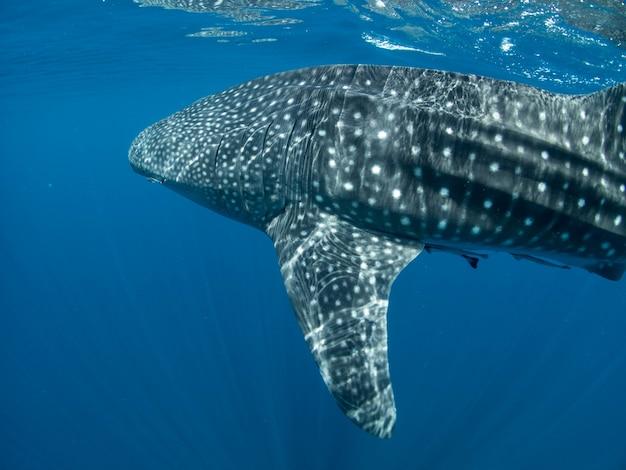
[1,1,626,469]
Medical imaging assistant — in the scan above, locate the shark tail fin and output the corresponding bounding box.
[583,82,625,160]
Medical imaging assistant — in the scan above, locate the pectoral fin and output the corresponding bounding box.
[267,204,422,438]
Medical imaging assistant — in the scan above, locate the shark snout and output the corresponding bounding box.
[128,124,170,185]
[129,117,220,189]
[128,127,151,175]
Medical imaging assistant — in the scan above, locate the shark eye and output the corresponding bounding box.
[146,176,164,184]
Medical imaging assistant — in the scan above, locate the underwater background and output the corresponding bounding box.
[2,1,626,468]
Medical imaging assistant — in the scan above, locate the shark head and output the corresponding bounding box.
[129,121,173,183]
[128,93,288,228]
[129,115,217,203]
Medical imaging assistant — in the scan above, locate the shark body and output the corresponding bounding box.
[130,65,625,437]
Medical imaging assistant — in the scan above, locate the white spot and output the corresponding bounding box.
[541,150,549,160]
[328,147,336,155]
[377,130,388,140]
[392,189,401,199]
[494,134,503,143]
[537,182,547,192]
[524,217,534,226]
[343,182,354,191]
[500,37,514,52]
[354,129,363,137]
[371,164,381,175]
[492,111,501,121]
[582,167,589,177]
[578,198,586,208]
[318,129,326,136]
[489,162,500,173]
[539,111,546,121]
[615,215,623,226]
[582,135,590,145]
[439,187,449,197]
[445,127,453,135]
[437,220,448,230]
[328,159,337,168]
[471,226,481,235]
[483,199,493,209]
[443,147,452,158]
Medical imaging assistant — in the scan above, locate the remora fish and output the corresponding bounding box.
[129,65,625,438]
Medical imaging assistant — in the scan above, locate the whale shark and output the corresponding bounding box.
[129,65,625,438]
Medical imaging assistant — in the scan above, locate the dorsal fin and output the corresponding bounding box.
[581,82,625,167]
[267,203,422,438]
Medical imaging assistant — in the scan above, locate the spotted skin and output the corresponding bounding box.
[129,65,626,437]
